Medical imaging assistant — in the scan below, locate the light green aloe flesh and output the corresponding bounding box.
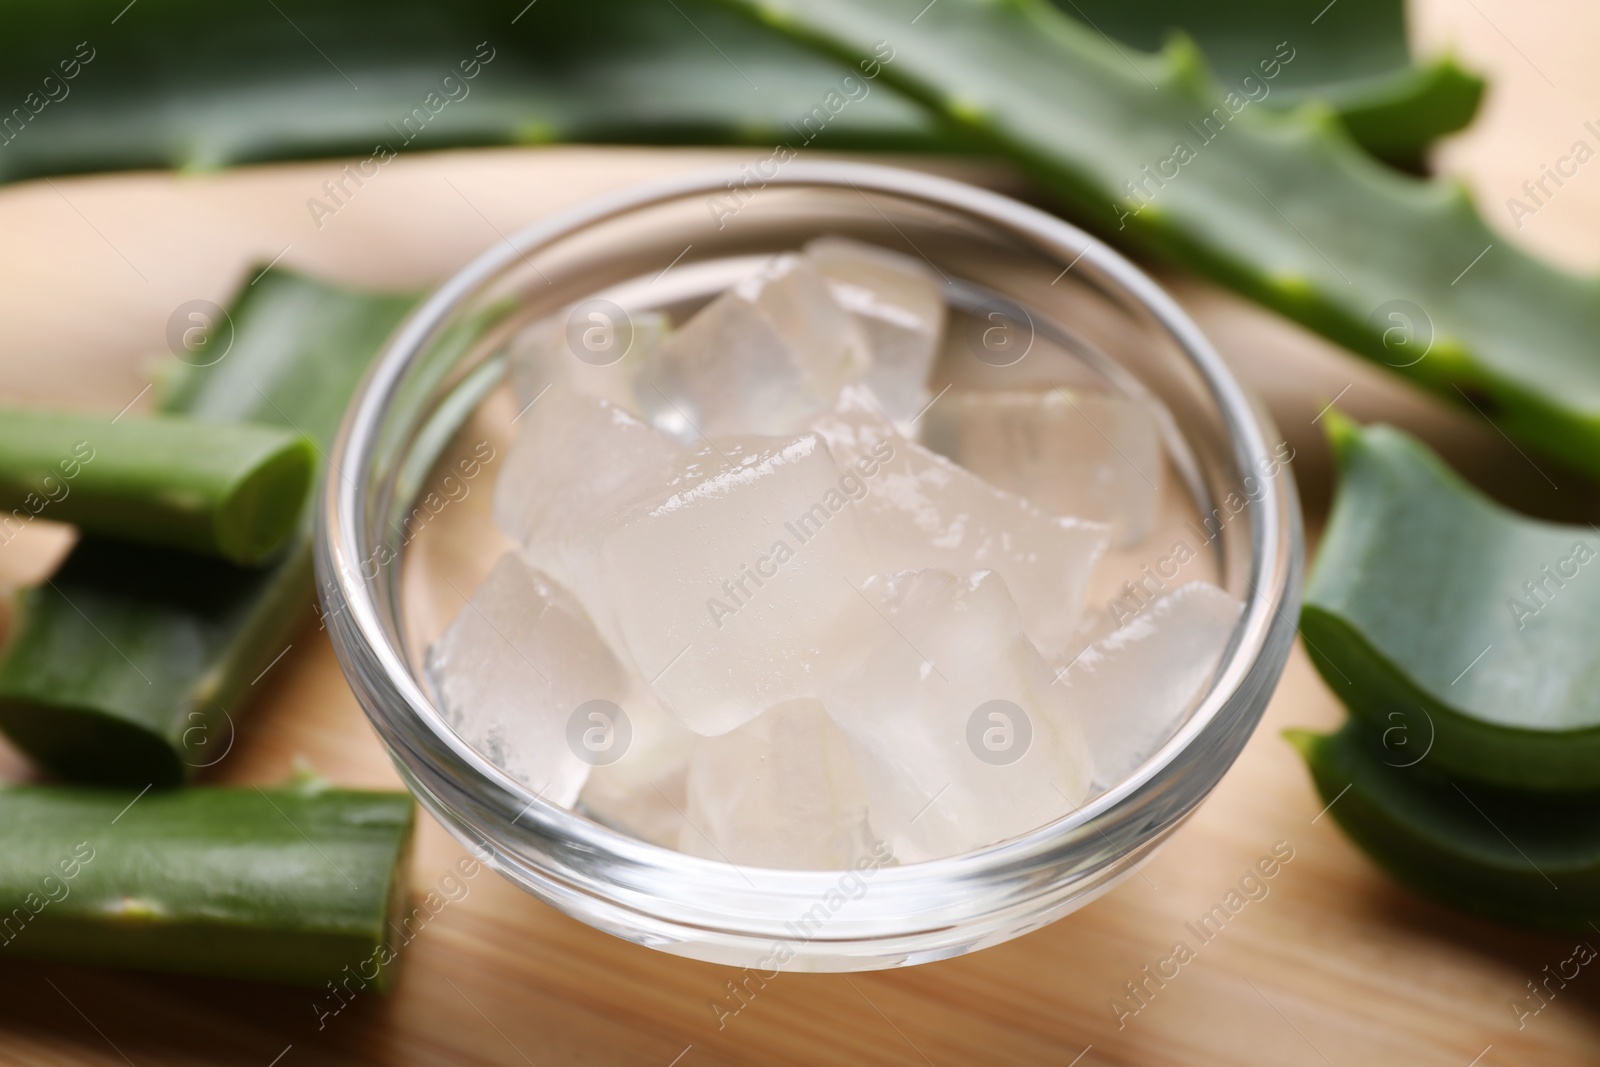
[0,270,416,788]
[0,408,315,564]
[0,779,415,988]
[1060,0,1483,166]
[1301,413,1600,791]
[1289,724,1600,933]
[717,0,1600,478]
[0,0,1469,185]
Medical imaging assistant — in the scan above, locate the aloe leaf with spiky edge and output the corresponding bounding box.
[0,0,1470,185]
[1321,56,1483,170]
[1057,0,1483,167]
[0,0,951,184]
[714,0,1600,479]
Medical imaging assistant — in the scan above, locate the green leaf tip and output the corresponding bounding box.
[753,0,795,28]
[946,95,988,127]
[1317,405,1362,462]
[1293,98,1349,140]
[1157,31,1208,91]
[1268,273,1316,301]
[1281,726,1325,762]
[514,121,562,146]
[1432,52,1487,100]
[287,756,333,795]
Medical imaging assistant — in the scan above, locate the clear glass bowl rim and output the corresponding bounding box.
[315,160,1303,967]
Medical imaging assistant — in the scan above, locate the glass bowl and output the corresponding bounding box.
[315,161,1302,972]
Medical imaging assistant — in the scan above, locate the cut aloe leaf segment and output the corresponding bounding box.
[0,270,417,787]
[1301,414,1600,792]
[1290,723,1600,934]
[0,408,315,564]
[0,776,416,988]
[715,0,1600,479]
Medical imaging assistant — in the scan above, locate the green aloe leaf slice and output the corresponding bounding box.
[0,409,315,564]
[1289,723,1600,934]
[0,270,416,787]
[713,0,1600,478]
[0,777,416,988]
[1302,414,1600,791]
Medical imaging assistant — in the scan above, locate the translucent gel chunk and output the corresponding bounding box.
[637,254,869,439]
[492,382,690,648]
[814,386,1109,653]
[805,237,945,426]
[507,307,669,415]
[680,699,874,869]
[600,432,876,736]
[1056,581,1241,790]
[425,552,629,806]
[826,568,1093,862]
[923,388,1163,546]
[578,684,698,847]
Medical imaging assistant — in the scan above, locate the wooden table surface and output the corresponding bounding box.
[3,2,1599,1063]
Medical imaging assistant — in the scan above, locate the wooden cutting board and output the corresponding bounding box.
[2,2,1598,1061]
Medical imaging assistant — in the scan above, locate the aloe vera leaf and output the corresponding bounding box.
[0,270,415,788]
[0,409,315,564]
[0,0,1469,184]
[1062,0,1409,95]
[1054,0,1484,166]
[1289,724,1600,933]
[0,0,1470,189]
[0,779,415,988]
[1319,56,1484,171]
[1300,413,1600,792]
[0,0,956,185]
[716,0,1600,480]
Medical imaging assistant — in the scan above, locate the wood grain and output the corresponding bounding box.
[3,1,1600,1061]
